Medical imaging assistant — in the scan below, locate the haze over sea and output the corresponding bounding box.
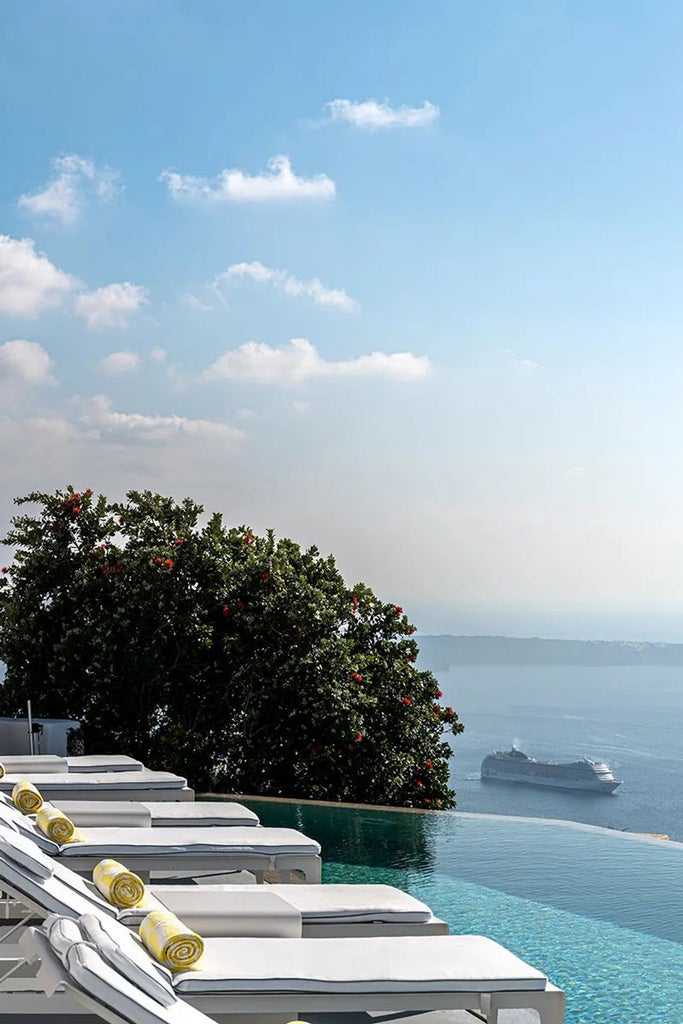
[430,661,683,841]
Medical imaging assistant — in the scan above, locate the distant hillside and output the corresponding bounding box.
[417,635,683,669]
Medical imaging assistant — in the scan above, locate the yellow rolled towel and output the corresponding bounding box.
[93,858,146,908]
[139,910,204,972]
[11,780,43,814]
[35,804,84,844]
[0,763,4,780]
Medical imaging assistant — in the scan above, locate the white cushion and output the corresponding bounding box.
[0,756,67,774]
[58,826,320,857]
[5,806,60,854]
[141,802,259,827]
[174,935,548,995]
[44,914,84,961]
[67,755,144,773]
[57,801,153,828]
[268,884,434,924]
[65,943,195,1024]
[79,913,175,1006]
[0,829,55,878]
[0,770,187,792]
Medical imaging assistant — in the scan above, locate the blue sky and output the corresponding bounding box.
[3,1,683,640]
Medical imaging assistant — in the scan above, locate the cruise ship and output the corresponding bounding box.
[481,746,622,793]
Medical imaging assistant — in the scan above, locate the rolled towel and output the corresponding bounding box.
[12,780,43,814]
[35,804,84,844]
[93,858,146,908]
[0,763,4,780]
[139,910,204,972]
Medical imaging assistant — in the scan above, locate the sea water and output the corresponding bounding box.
[433,663,683,840]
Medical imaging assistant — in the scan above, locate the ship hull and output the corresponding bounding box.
[481,771,620,793]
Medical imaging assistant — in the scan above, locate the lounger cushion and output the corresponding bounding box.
[141,802,260,827]
[0,852,117,918]
[65,943,199,1024]
[57,826,321,857]
[0,756,67,774]
[58,801,153,828]
[0,807,60,854]
[67,755,144,773]
[79,913,176,1006]
[44,914,84,960]
[0,830,54,879]
[173,935,548,994]
[0,770,187,793]
[267,884,434,924]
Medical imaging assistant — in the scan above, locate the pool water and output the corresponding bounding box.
[240,800,683,1024]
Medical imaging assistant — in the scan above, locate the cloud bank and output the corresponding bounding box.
[160,156,335,202]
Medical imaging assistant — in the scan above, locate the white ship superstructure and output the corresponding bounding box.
[481,746,621,793]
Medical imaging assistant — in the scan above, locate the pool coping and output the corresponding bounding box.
[200,792,683,850]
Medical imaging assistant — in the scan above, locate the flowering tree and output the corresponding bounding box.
[0,488,462,808]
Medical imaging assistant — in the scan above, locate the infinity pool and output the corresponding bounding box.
[239,800,683,1024]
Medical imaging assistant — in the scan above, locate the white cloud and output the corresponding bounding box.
[325,99,439,130]
[98,351,142,375]
[150,346,167,363]
[218,261,358,311]
[0,235,77,317]
[205,338,431,385]
[0,340,54,385]
[160,155,335,202]
[74,282,148,330]
[17,153,122,225]
[181,293,213,312]
[78,395,246,444]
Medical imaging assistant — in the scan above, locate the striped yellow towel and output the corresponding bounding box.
[139,910,204,972]
[35,804,84,844]
[0,763,4,780]
[93,858,146,908]
[11,780,43,814]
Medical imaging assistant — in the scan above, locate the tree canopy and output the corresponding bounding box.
[0,487,462,808]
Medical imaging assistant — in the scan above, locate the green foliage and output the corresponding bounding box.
[0,487,463,807]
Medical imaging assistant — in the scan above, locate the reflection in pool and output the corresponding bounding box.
[236,799,683,1024]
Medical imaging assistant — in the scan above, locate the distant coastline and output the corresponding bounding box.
[417,634,683,668]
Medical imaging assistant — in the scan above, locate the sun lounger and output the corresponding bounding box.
[10,914,566,1023]
[0,769,193,802]
[0,791,260,829]
[57,800,261,828]
[0,830,445,945]
[0,809,322,883]
[1,754,145,774]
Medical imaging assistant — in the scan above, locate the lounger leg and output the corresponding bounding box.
[253,870,265,884]
[488,990,565,1024]
[303,856,322,884]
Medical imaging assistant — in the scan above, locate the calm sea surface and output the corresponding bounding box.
[434,664,683,841]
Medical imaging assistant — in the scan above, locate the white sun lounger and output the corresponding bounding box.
[56,800,261,829]
[0,770,193,802]
[0,837,445,942]
[0,792,260,829]
[1,754,145,774]
[0,811,323,883]
[9,915,565,1023]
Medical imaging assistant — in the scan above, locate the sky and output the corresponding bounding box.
[3,1,683,641]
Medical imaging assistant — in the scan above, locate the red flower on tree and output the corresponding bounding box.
[164,559,174,569]
[416,779,423,787]
[350,672,362,682]
[394,605,403,615]
[436,689,443,698]
[261,571,270,582]
[221,606,230,618]
[354,733,363,743]
[72,507,81,516]
[174,538,184,546]
[118,516,125,525]
[424,760,433,768]
[401,697,411,706]
[1,567,7,573]
[154,557,163,565]
[244,533,254,546]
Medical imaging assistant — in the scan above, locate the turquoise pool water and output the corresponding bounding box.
[241,800,683,1024]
